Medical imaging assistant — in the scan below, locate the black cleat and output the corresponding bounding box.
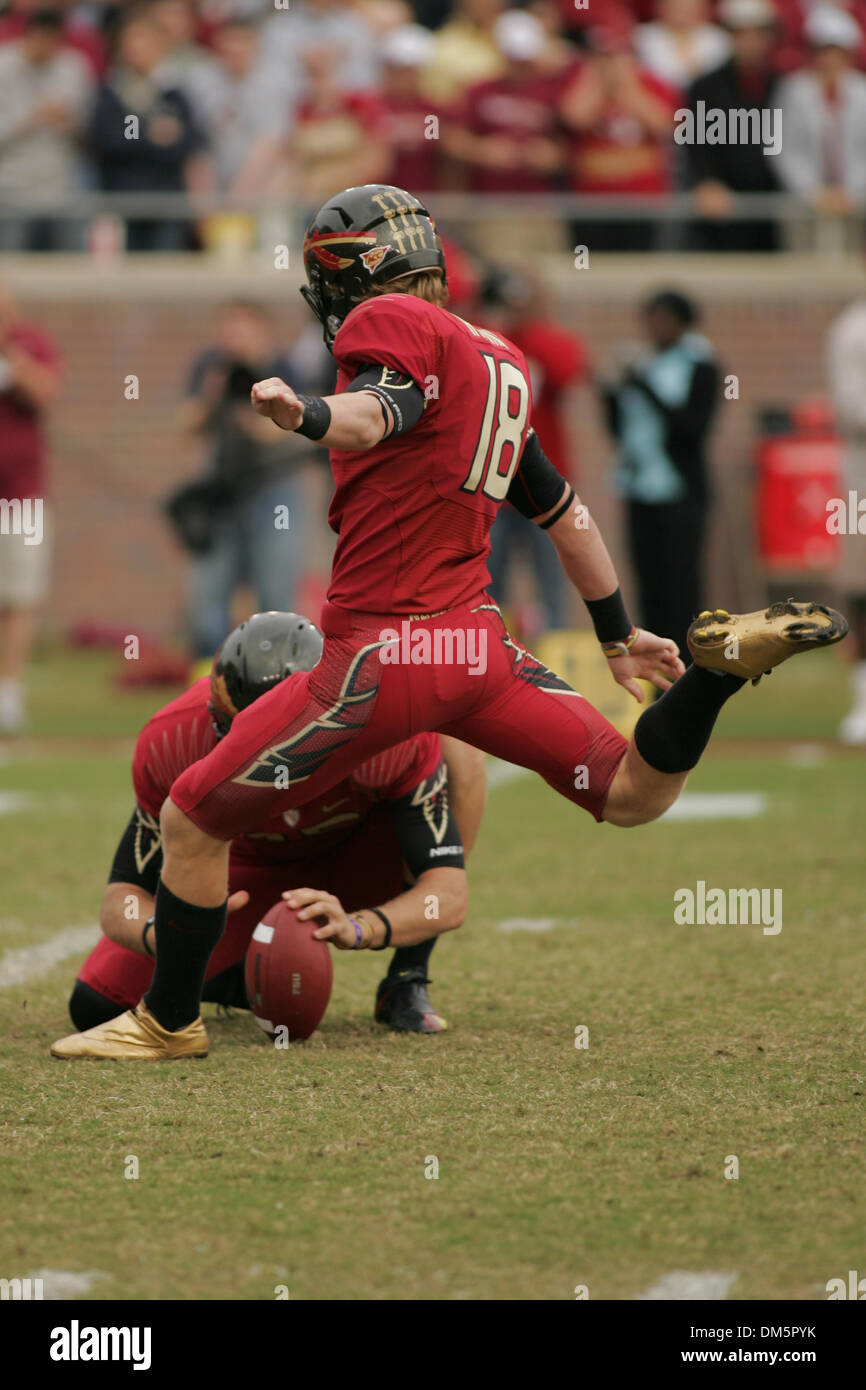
[374,968,448,1034]
[201,962,250,1012]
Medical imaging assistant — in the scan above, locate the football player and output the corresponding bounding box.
[66,611,483,1041]
[52,184,847,1060]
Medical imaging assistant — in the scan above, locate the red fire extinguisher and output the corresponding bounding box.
[756,398,843,572]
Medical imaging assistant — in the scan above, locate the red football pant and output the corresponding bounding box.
[171,599,628,840]
[77,807,405,1012]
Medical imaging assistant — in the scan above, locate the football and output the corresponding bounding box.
[244,900,334,1042]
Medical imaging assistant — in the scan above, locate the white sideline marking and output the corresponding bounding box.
[636,1270,738,1301]
[485,765,767,823]
[0,791,31,815]
[495,917,578,934]
[661,792,766,822]
[27,1268,107,1300]
[0,925,99,988]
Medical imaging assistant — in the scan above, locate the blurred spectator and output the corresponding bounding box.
[448,9,572,203]
[289,45,389,206]
[262,0,380,97]
[598,289,720,662]
[171,301,320,659]
[776,7,866,231]
[557,0,651,46]
[424,0,506,102]
[0,0,107,75]
[380,23,441,192]
[772,0,866,74]
[88,10,209,252]
[0,280,61,734]
[635,0,730,91]
[826,288,866,744]
[180,17,288,196]
[152,0,211,85]
[559,25,679,251]
[482,266,589,632]
[685,0,781,251]
[0,8,92,250]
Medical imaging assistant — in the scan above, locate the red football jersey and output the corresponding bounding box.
[328,294,533,615]
[132,678,442,865]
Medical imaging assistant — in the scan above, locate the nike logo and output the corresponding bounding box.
[321,797,349,814]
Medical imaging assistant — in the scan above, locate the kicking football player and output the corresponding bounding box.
[52,184,847,1060]
[66,611,483,1041]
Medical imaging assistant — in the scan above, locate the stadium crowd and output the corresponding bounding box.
[0,0,865,251]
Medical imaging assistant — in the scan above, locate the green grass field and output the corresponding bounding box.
[1,647,864,1301]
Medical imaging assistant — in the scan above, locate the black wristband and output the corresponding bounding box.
[368,907,393,951]
[584,588,633,645]
[143,916,155,957]
[294,394,332,441]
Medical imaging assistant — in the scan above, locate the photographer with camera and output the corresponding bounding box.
[167,300,328,659]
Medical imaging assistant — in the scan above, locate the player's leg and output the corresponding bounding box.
[445,600,848,828]
[51,632,423,1057]
[69,937,155,1030]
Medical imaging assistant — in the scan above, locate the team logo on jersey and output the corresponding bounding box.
[410,761,449,846]
[359,243,390,274]
[133,807,162,876]
[282,809,300,828]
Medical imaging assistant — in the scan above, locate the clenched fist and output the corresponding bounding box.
[251,377,305,432]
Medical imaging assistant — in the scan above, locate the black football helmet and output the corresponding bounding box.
[301,184,447,350]
[208,611,323,737]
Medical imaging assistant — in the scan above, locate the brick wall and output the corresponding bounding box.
[6,251,863,640]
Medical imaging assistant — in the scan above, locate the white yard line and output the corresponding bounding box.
[0,925,100,988]
[0,791,32,815]
[28,1269,108,1300]
[635,1270,738,1300]
[495,917,560,934]
[661,792,766,822]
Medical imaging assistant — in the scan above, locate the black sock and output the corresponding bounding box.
[144,881,227,1032]
[634,665,746,774]
[388,935,436,978]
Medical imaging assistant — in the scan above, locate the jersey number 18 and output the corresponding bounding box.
[461,352,530,501]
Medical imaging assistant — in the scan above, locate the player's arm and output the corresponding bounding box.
[508,431,685,699]
[285,758,468,949]
[250,363,425,451]
[99,807,162,954]
[100,807,247,954]
[439,735,486,855]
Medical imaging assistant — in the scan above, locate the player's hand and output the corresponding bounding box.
[282,887,357,949]
[605,628,684,702]
[227,889,250,914]
[251,377,304,432]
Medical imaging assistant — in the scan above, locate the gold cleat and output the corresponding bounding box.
[688,600,848,684]
[50,1000,209,1061]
